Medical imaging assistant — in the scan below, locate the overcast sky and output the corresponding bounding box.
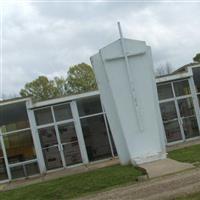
[1,1,200,97]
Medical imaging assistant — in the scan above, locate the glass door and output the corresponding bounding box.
[57,123,82,166]
[0,138,8,182]
[177,97,199,139]
[38,126,63,170]
[160,101,183,143]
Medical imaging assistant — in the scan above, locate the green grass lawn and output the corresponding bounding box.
[168,144,200,164]
[0,165,143,200]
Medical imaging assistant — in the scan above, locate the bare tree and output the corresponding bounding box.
[155,62,173,76]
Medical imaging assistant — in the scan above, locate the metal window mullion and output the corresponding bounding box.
[176,94,192,100]
[51,106,66,168]
[79,112,105,119]
[36,122,56,129]
[2,127,31,136]
[0,132,11,180]
[8,159,38,168]
[189,77,200,133]
[70,101,89,164]
[55,119,74,126]
[171,82,185,141]
[159,97,176,103]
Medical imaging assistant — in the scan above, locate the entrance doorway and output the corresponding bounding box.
[35,104,82,171]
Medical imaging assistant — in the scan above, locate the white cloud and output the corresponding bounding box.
[1,2,200,97]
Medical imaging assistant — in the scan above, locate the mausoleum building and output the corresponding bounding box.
[0,61,199,182]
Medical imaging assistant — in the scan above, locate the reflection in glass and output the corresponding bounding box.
[26,162,40,176]
[0,158,8,181]
[0,102,29,133]
[34,108,53,126]
[54,104,72,122]
[178,98,195,117]
[0,144,8,181]
[157,83,173,100]
[77,96,103,117]
[81,115,112,161]
[160,101,177,121]
[105,116,117,156]
[63,142,82,166]
[3,130,36,164]
[164,120,182,143]
[58,123,77,144]
[193,67,200,93]
[43,146,63,170]
[38,127,58,148]
[10,162,39,179]
[183,117,199,139]
[173,80,191,97]
[10,165,24,179]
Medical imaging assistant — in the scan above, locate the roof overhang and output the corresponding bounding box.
[30,90,100,109]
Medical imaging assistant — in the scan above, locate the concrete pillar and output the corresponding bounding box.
[90,38,166,165]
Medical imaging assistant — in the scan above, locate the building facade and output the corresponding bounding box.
[157,64,200,144]
[0,63,199,183]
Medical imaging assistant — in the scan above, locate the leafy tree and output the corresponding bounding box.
[54,76,68,97]
[20,76,65,102]
[20,63,97,101]
[66,63,97,94]
[193,53,200,63]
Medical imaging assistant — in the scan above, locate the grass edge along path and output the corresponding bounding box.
[0,164,143,200]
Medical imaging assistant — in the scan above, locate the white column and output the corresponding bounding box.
[70,101,89,164]
[26,100,46,174]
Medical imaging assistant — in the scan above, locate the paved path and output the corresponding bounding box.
[139,158,194,178]
[78,168,200,200]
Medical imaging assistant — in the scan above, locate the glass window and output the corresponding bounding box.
[10,162,39,179]
[42,146,63,170]
[63,142,82,166]
[3,130,36,164]
[177,98,195,117]
[81,115,112,161]
[0,144,8,181]
[38,127,58,148]
[160,101,178,121]
[0,102,29,133]
[157,83,173,100]
[34,108,53,126]
[183,117,199,139]
[193,67,200,93]
[53,104,72,122]
[26,162,40,176]
[77,96,103,117]
[173,80,191,97]
[0,158,8,181]
[164,120,182,143]
[58,123,77,144]
[10,165,25,179]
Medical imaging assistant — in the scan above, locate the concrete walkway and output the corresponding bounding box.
[139,158,194,178]
[78,167,200,200]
